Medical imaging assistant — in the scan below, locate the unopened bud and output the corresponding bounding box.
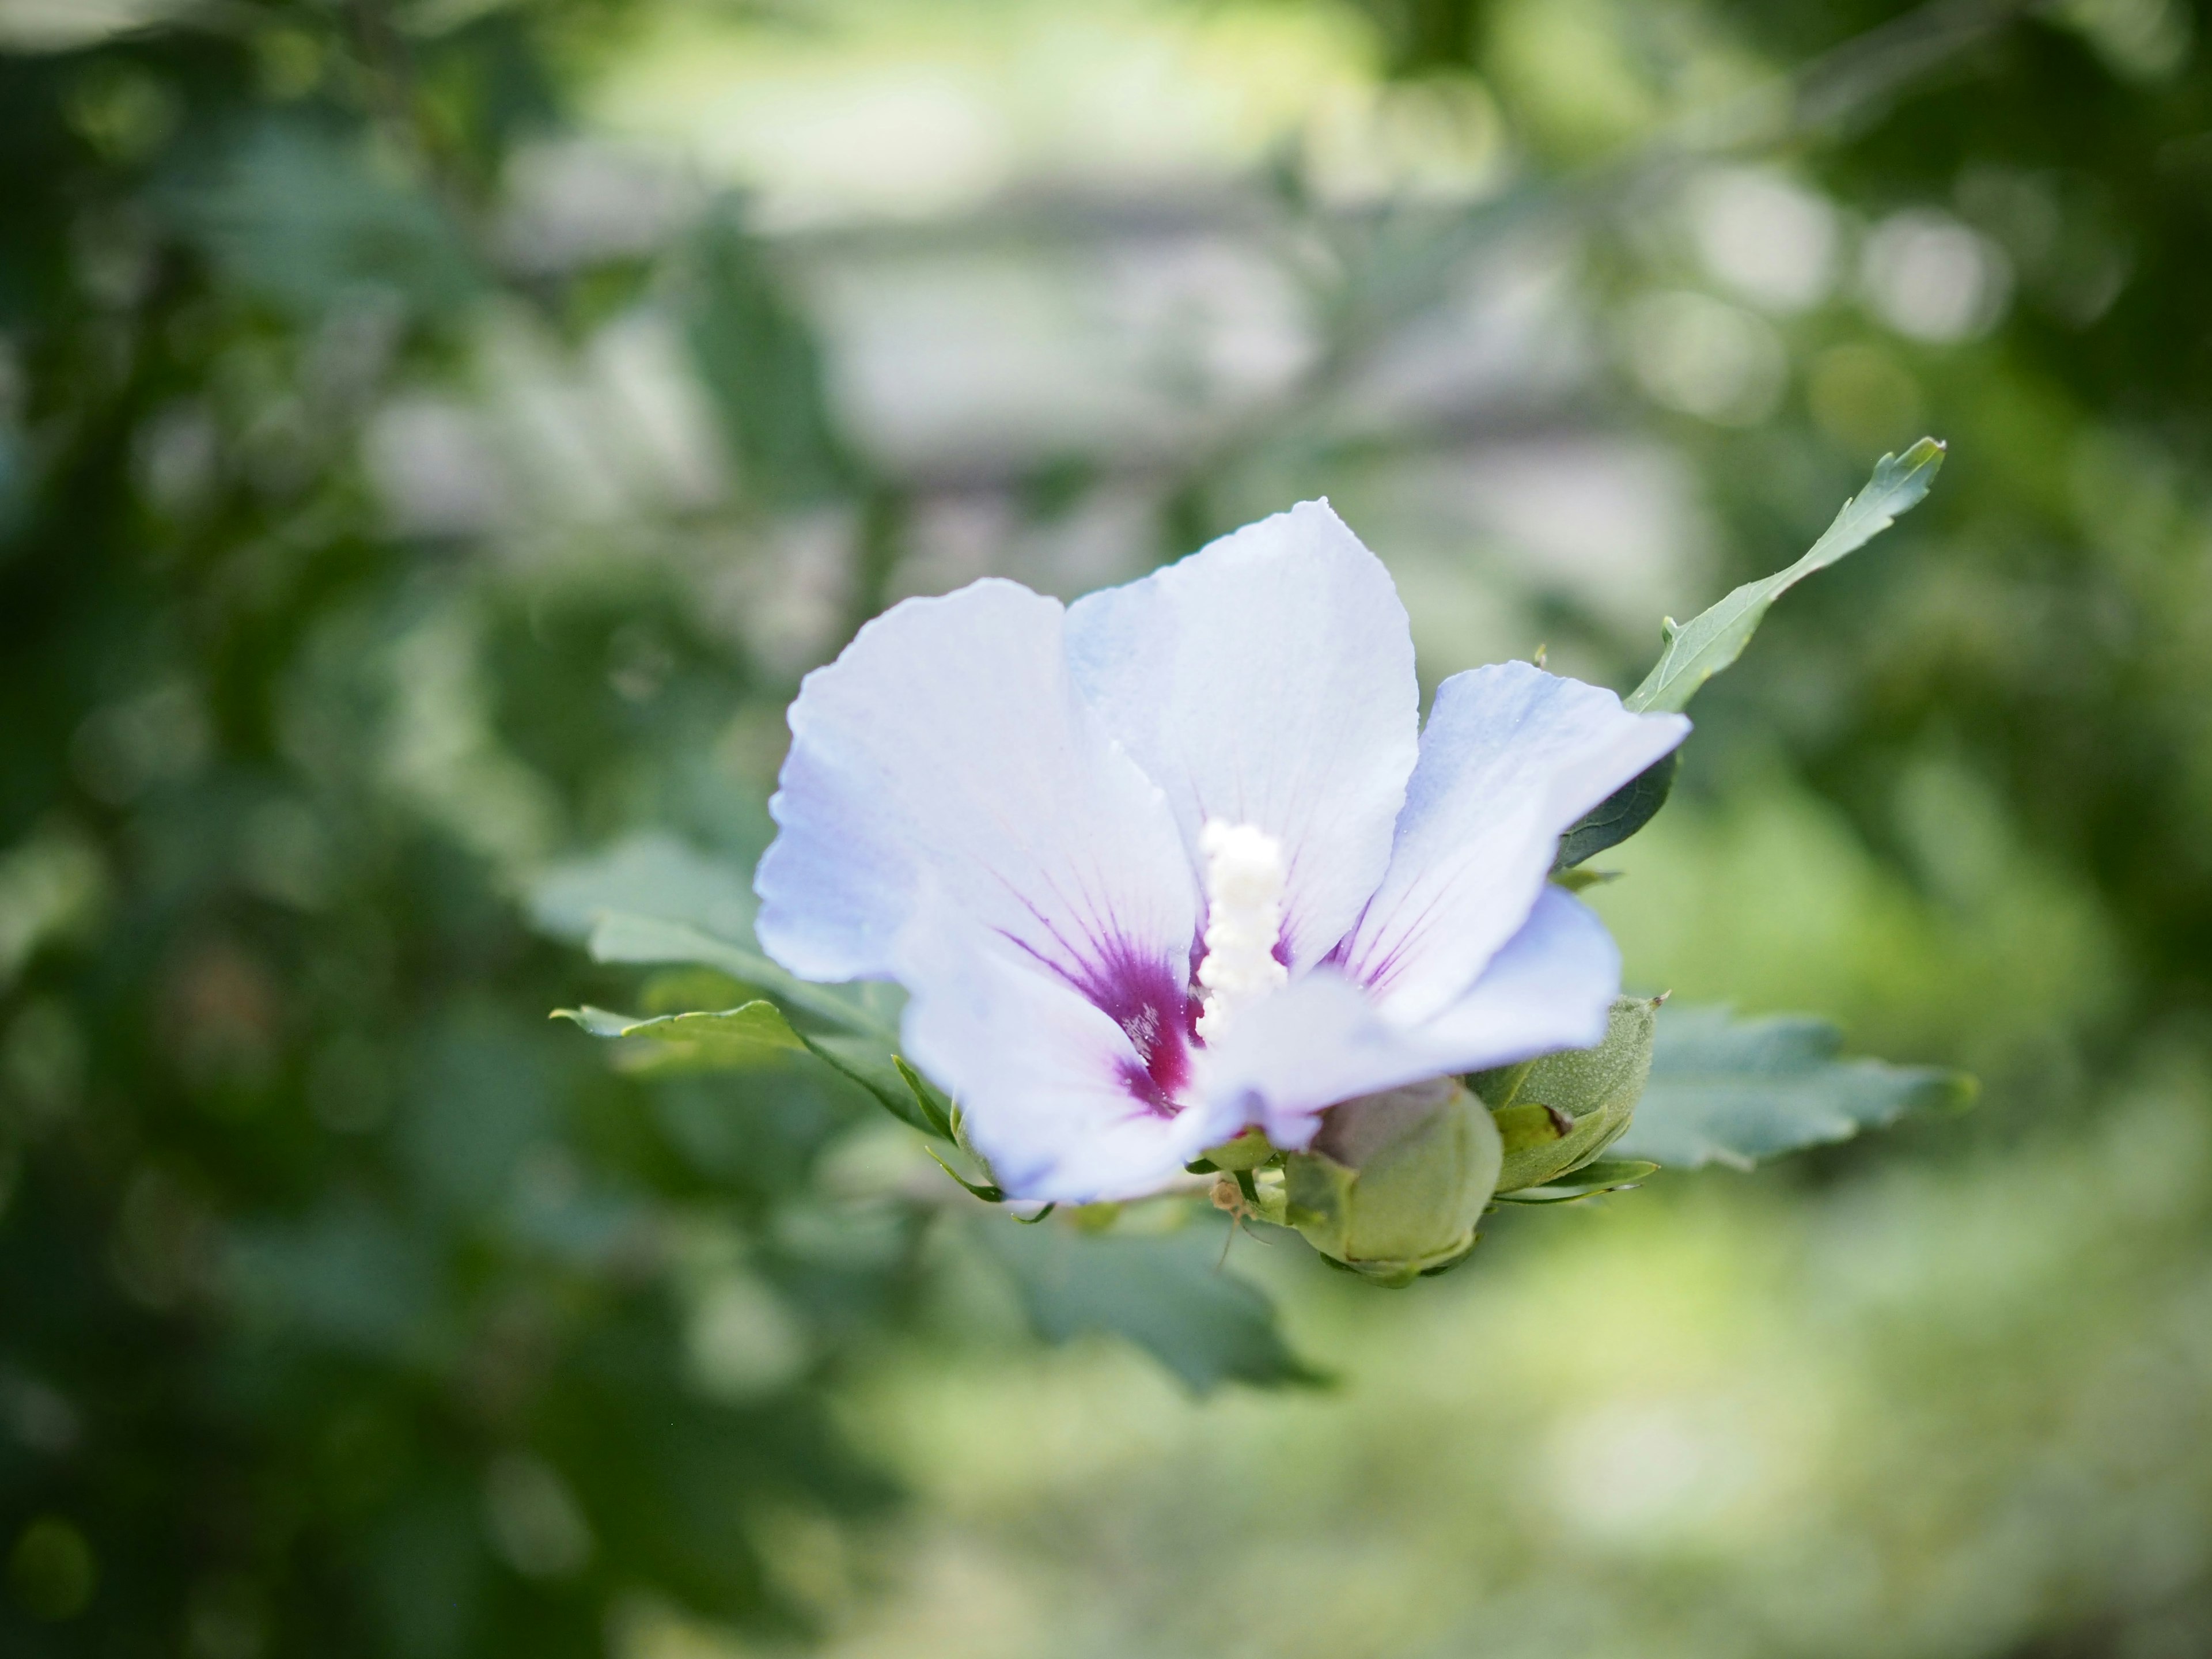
[1284,1078,1502,1286]
[1475,996,1657,1193]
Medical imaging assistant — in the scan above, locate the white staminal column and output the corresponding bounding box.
[1194,820,1289,1043]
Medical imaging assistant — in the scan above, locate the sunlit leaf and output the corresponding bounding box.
[554,1001,808,1077]
[585,911,887,1036]
[1559,440,1945,866]
[1626,438,1946,716]
[1611,1004,1974,1171]
[976,1214,1327,1394]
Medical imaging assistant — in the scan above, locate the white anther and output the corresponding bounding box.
[1194,820,1288,1043]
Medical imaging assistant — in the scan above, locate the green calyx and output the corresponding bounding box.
[1474,995,1658,1193]
[1284,1079,1503,1287]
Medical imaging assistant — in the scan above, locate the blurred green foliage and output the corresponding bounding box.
[6,0,2212,1656]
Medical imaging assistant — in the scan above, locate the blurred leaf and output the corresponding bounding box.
[1611,1005,1975,1171]
[976,1215,1328,1393]
[528,832,757,948]
[1624,438,1946,715]
[169,122,480,320]
[678,203,854,506]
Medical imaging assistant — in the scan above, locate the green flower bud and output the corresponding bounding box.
[1284,1078,1503,1286]
[1201,1126,1276,1171]
[1475,995,1657,1194]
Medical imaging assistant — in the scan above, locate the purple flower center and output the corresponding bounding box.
[1065,939,1199,1118]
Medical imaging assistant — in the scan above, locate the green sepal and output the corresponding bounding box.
[892,1056,957,1141]
[1475,995,1658,1192]
[925,1146,1003,1204]
[1493,1158,1659,1204]
[1285,1081,1502,1286]
[1203,1127,1275,1171]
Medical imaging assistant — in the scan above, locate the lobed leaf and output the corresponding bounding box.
[1611,1003,1974,1171]
[585,911,889,1037]
[1625,438,1946,717]
[552,1001,808,1076]
[976,1215,1328,1394]
[1558,440,1944,867]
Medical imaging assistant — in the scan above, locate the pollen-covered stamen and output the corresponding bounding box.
[1194,820,1289,1043]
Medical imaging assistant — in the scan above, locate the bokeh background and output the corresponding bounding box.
[5,0,2212,1654]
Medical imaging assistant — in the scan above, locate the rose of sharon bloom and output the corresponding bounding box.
[755,502,1689,1203]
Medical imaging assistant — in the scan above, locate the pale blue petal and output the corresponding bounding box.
[1199,888,1619,1149]
[1196,968,1440,1150]
[895,897,1240,1203]
[1404,887,1620,1072]
[755,578,1198,999]
[1064,501,1419,974]
[1334,663,1687,1026]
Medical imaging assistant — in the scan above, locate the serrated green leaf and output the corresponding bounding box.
[1625,438,1945,716]
[554,1001,808,1077]
[586,911,886,1036]
[1557,441,1946,869]
[975,1214,1328,1394]
[1611,1004,1974,1171]
[550,1005,637,1039]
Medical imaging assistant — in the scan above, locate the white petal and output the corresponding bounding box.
[1063,500,1419,974]
[1199,888,1620,1149]
[1407,887,1620,1073]
[755,578,1198,998]
[895,900,1238,1203]
[1196,968,1441,1150]
[1334,662,1687,1025]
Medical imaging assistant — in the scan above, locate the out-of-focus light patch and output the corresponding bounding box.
[684,1270,810,1401]
[1449,437,1710,635]
[1349,240,1591,426]
[365,395,510,538]
[483,1452,594,1580]
[365,310,726,540]
[1688,166,1839,313]
[1860,210,2012,344]
[1807,343,1925,457]
[889,483,1156,605]
[703,508,857,679]
[1621,290,1787,425]
[125,397,234,526]
[1304,75,1508,207]
[1544,1396,1764,1543]
[496,140,701,275]
[0,831,105,986]
[587,1,1373,228]
[0,0,187,51]
[812,238,1310,475]
[2055,0,2194,80]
